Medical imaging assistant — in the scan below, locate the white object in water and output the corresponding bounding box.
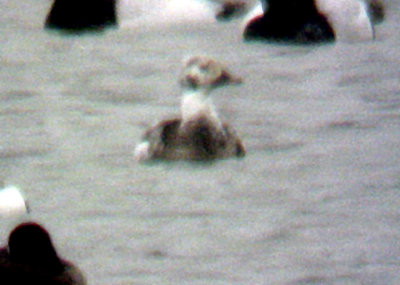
[119,0,215,28]
[0,186,29,217]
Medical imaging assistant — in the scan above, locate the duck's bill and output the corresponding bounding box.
[213,69,243,86]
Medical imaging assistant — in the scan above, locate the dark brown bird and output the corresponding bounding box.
[0,222,86,285]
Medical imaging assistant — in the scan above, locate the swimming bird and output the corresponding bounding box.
[0,222,86,285]
[45,0,117,32]
[243,0,335,43]
[243,0,379,43]
[0,186,29,217]
[134,56,245,162]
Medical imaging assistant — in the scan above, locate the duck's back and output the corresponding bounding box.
[143,116,245,161]
[244,0,335,43]
[0,248,85,285]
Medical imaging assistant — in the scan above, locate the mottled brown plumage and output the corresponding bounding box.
[141,116,245,161]
[134,56,245,162]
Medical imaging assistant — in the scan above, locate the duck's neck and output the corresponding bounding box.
[180,88,222,129]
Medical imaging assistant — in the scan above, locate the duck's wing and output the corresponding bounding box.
[137,118,181,160]
[183,117,246,159]
[144,118,181,146]
[137,116,245,161]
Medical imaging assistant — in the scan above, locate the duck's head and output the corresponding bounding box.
[268,0,316,15]
[8,222,63,272]
[179,56,242,93]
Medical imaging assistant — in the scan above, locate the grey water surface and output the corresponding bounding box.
[0,0,399,284]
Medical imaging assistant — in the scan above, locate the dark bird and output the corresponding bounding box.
[45,0,117,32]
[0,222,86,285]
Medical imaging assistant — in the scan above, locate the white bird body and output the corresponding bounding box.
[181,90,222,130]
[316,0,374,42]
[0,186,28,217]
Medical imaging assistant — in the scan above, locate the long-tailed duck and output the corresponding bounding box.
[0,186,29,217]
[0,222,86,285]
[134,56,245,162]
[243,0,381,43]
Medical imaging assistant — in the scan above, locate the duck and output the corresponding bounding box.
[45,0,117,32]
[243,0,381,43]
[134,56,246,162]
[0,222,86,285]
[243,0,335,43]
[0,186,29,217]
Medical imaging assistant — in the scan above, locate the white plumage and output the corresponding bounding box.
[316,0,374,42]
[0,185,28,217]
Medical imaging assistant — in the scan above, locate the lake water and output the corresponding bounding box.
[0,0,399,284]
